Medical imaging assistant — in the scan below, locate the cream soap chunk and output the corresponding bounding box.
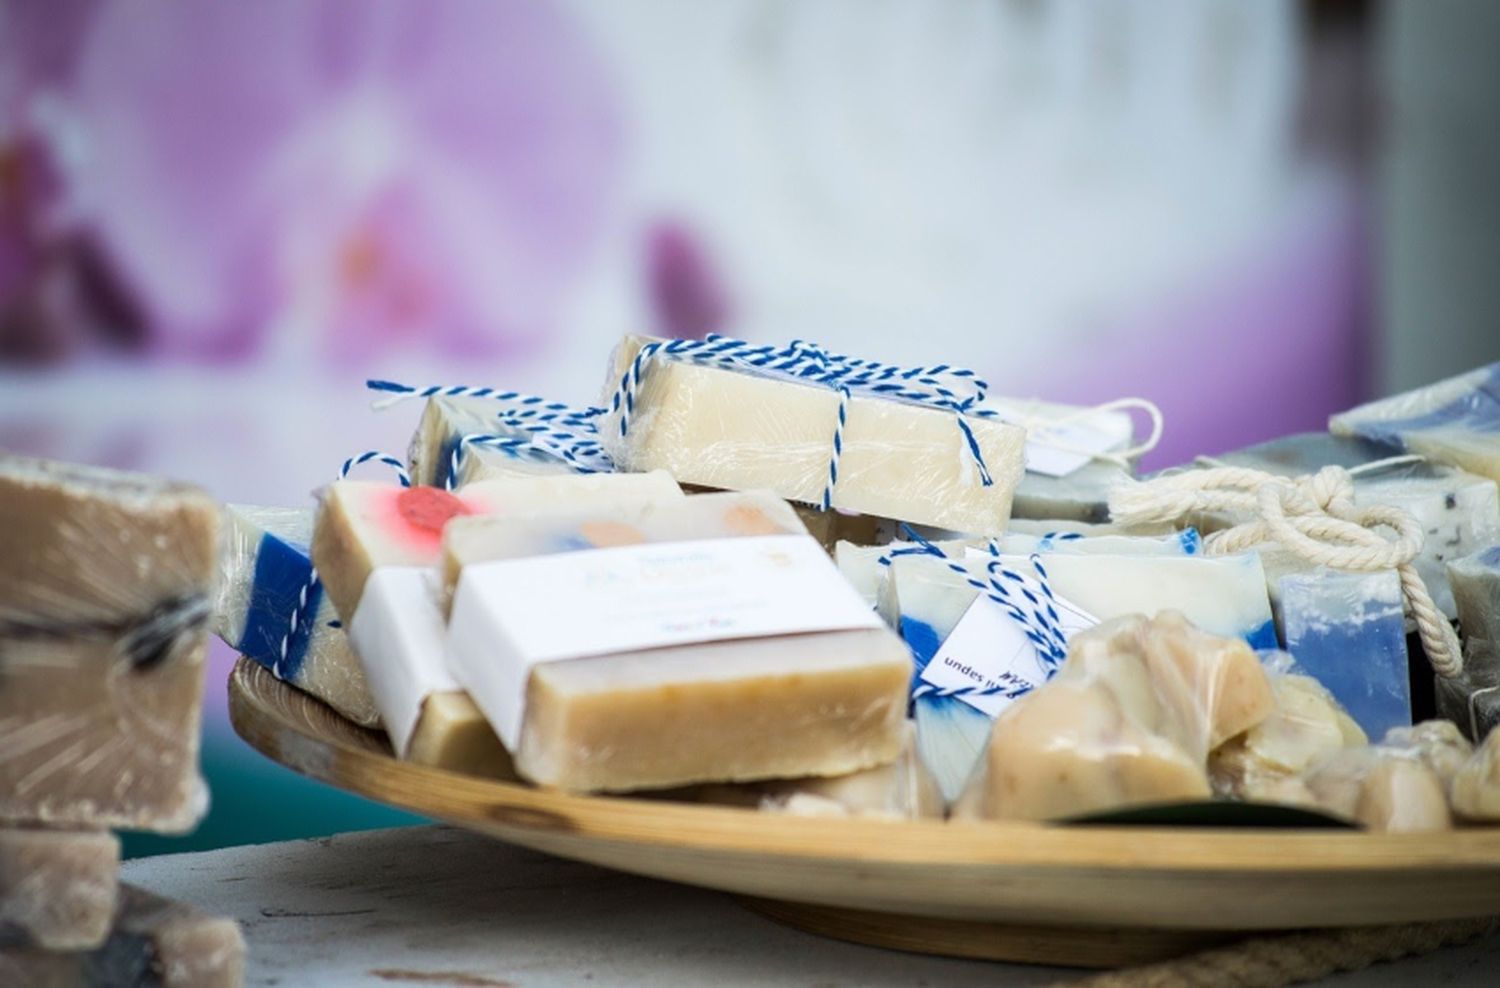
[0,455,214,832]
[0,884,246,988]
[310,472,683,772]
[954,613,1273,822]
[1210,670,1367,801]
[1302,748,1452,833]
[598,335,1027,534]
[444,491,912,793]
[212,505,380,727]
[0,828,118,951]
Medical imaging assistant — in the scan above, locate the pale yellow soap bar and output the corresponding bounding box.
[444,491,912,793]
[598,335,1027,533]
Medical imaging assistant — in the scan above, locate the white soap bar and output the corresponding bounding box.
[598,335,1028,533]
[408,395,591,489]
[212,504,380,726]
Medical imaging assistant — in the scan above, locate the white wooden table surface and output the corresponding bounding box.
[122,825,1500,987]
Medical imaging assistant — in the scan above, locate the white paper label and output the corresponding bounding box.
[984,407,1127,477]
[919,577,1098,718]
[446,533,884,748]
[348,567,456,758]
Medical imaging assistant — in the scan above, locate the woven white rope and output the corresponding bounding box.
[1108,463,1462,679]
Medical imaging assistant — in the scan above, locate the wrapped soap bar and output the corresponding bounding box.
[212,504,380,726]
[1451,727,1500,820]
[443,490,911,792]
[311,472,683,772]
[1451,546,1500,645]
[407,394,599,489]
[1436,547,1500,740]
[953,612,1275,822]
[1,884,245,987]
[1331,361,1500,484]
[696,723,943,820]
[1300,746,1452,832]
[0,828,118,951]
[1211,432,1500,618]
[598,334,1028,534]
[1209,660,1367,802]
[0,455,214,832]
[1380,720,1474,789]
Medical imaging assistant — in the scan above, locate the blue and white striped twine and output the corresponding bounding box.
[275,450,412,675]
[882,529,1072,705]
[607,335,998,511]
[366,380,613,486]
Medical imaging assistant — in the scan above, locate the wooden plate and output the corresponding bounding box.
[228,659,1500,968]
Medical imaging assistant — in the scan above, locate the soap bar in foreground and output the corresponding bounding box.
[0,828,118,951]
[0,884,245,988]
[598,335,1027,533]
[213,504,380,726]
[445,491,912,792]
[0,455,214,832]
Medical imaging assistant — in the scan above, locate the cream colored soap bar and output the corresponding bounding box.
[598,335,1027,533]
[0,828,118,951]
[1,884,245,987]
[954,612,1274,822]
[444,491,912,793]
[0,455,214,832]
[311,472,683,772]
[409,395,585,489]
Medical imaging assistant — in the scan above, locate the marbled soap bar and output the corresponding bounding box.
[1331,361,1500,484]
[0,829,118,951]
[0,884,245,987]
[212,505,380,727]
[408,395,583,489]
[1213,432,1500,618]
[311,473,682,770]
[0,455,214,832]
[597,336,1027,534]
[696,723,943,820]
[953,613,1274,822]
[444,491,911,793]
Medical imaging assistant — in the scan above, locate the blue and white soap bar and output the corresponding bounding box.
[1330,362,1500,485]
[211,504,381,726]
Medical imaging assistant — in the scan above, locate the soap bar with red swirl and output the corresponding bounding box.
[310,472,682,772]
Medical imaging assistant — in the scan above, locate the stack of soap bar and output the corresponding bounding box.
[212,504,381,727]
[1437,547,1500,740]
[953,612,1275,822]
[1210,666,1367,803]
[1,884,245,987]
[1212,432,1500,618]
[1451,728,1500,821]
[0,828,118,950]
[408,395,586,489]
[0,455,215,832]
[597,335,1028,533]
[1331,361,1500,484]
[696,723,943,820]
[311,472,683,773]
[444,490,912,792]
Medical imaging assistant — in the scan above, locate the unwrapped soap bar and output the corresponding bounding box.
[0,455,214,832]
[1,884,245,987]
[444,491,912,792]
[598,335,1027,533]
[212,504,380,726]
[1331,362,1500,484]
[0,828,118,951]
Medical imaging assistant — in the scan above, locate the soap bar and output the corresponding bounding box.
[0,884,245,987]
[1213,432,1500,618]
[953,613,1274,822]
[1210,668,1367,802]
[1276,567,1412,739]
[598,335,1027,534]
[0,455,214,832]
[696,723,943,820]
[212,505,380,726]
[444,491,912,793]
[1451,728,1500,820]
[1380,720,1474,789]
[0,829,118,951]
[1003,517,1181,538]
[1011,460,1134,524]
[311,472,682,769]
[1450,546,1500,645]
[1331,362,1500,484]
[1301,748,1452,832]
[408,395,587,489]
[1434,646,1500,742]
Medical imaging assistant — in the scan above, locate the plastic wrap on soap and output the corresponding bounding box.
[0,454,215,832]
[1450,545,1500,646]
[952,612,1276,822]
[1436,640,1500,742]
[409,395,583,489]
[1330,361,1500,483]
[211,503,382,727]
[1297,742,1453,833]
[1451,727,1500,821]
[596,334,1028,535]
